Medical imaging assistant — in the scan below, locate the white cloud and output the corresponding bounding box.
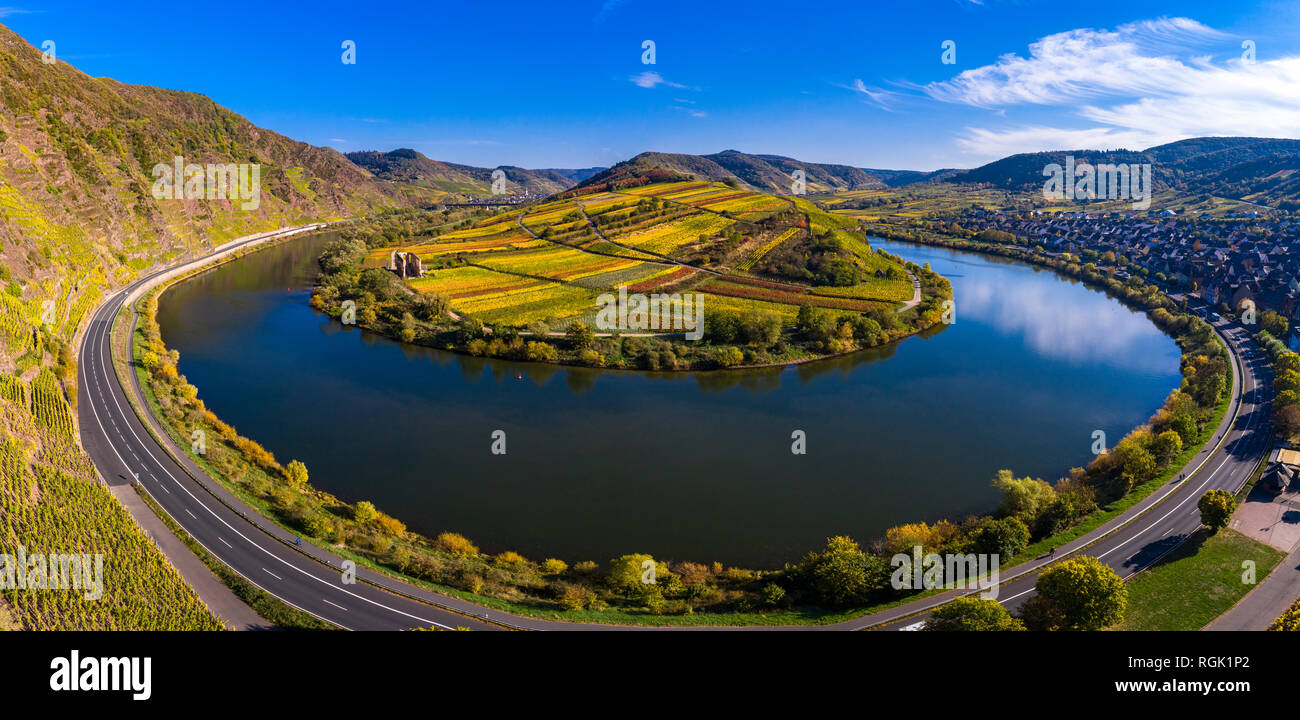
[922,17,1300,157]
[630,71,686,89]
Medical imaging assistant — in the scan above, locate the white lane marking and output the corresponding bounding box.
[999,349,1264,603]
[219,537,232,548]
[78,285,344,630]
[83,252,456,630]
[262,568,283,581]
[322,598,347,611]
[185,508,197,520]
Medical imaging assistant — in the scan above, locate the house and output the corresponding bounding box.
[1262,447,1300,493]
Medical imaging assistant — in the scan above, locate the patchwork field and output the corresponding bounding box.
[380,181,916,330]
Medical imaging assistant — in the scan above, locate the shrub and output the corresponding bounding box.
[353,500,379,525]
[925,597,1025,631]
[374,513,406,537]
[541,558,568,575]
[496,551,528,567]
[284,459,309,487]
[971,517,1030,560]
[434,532,478,556]
[760,583,787,607]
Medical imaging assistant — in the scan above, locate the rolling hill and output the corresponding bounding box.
[345,148,603,197]
[569,150,933,196]
[945,137,1300,208]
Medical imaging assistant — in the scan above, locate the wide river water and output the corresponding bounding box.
[157,233,1181,567]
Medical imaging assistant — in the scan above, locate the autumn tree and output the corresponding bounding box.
[353,500,379,525]
[1197,489,1236,532]
[1028,555,1127,630]
[925,597,1025,631]
[284,459,309,487]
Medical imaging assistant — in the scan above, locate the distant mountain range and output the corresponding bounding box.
[945,137,1300,208]
[345,148,603,197]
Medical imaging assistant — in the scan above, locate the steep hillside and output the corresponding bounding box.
[0,23,422,628]
[346,148,601,197]
[0,24,420,377]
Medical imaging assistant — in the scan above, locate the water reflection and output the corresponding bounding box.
[878,240,1174,375]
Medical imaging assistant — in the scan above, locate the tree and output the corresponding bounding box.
[925,597,1025,631]
[607,554,669,596]
[798,536,890,607]
[971,517,1030,560]
[284,460,309,487]
[1150,429,1183,465]
[991,470,1056,526]
[1274,404,1300,440]
[1031,555,1127,630]
[1197,489,1236,532]
[566,321,594,351]
[353,500,379,524]
[1261,310,1289,337]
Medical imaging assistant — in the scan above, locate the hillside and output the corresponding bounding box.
[0,24,427,379]
[340,178,934,340]
[0,24,422,629]
[346,148,602,197]
[570,150,930,196]
[945,137,1300,209]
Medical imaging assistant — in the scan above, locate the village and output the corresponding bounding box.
[943,206,1299,343]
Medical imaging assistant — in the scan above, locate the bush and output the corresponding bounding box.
[971,517,1030,560]
[760,583,787,607]
[434,532,478,556]
[496,551,527,566]
[541,558,568,575]
[284,459,309,487]
[925,597,1025,631]
[798,536,890,607]
[353,500,379,524]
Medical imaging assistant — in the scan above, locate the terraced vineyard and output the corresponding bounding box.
[381,181,917,330]
[0,394,222,630]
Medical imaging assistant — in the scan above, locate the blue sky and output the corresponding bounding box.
[6,1,1300,171]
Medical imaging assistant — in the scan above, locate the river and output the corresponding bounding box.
[156,233,1181,567]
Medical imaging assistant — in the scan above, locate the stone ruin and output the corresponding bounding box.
[389,250,425,279]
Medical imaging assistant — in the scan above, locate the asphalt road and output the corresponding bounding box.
[77,228,503,631]
[864,317,1272,630]
[76,227,1273,631]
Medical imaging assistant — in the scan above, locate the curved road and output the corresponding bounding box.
[77,228,1273,631]
[867,316,1272,630]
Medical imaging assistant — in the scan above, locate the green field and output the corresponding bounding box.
[1116,528,1286,631]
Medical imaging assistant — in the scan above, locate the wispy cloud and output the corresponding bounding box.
[839,79,897,111]
[919,17,1300,156]
[630,71,687,89]
[0,7,32,18]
